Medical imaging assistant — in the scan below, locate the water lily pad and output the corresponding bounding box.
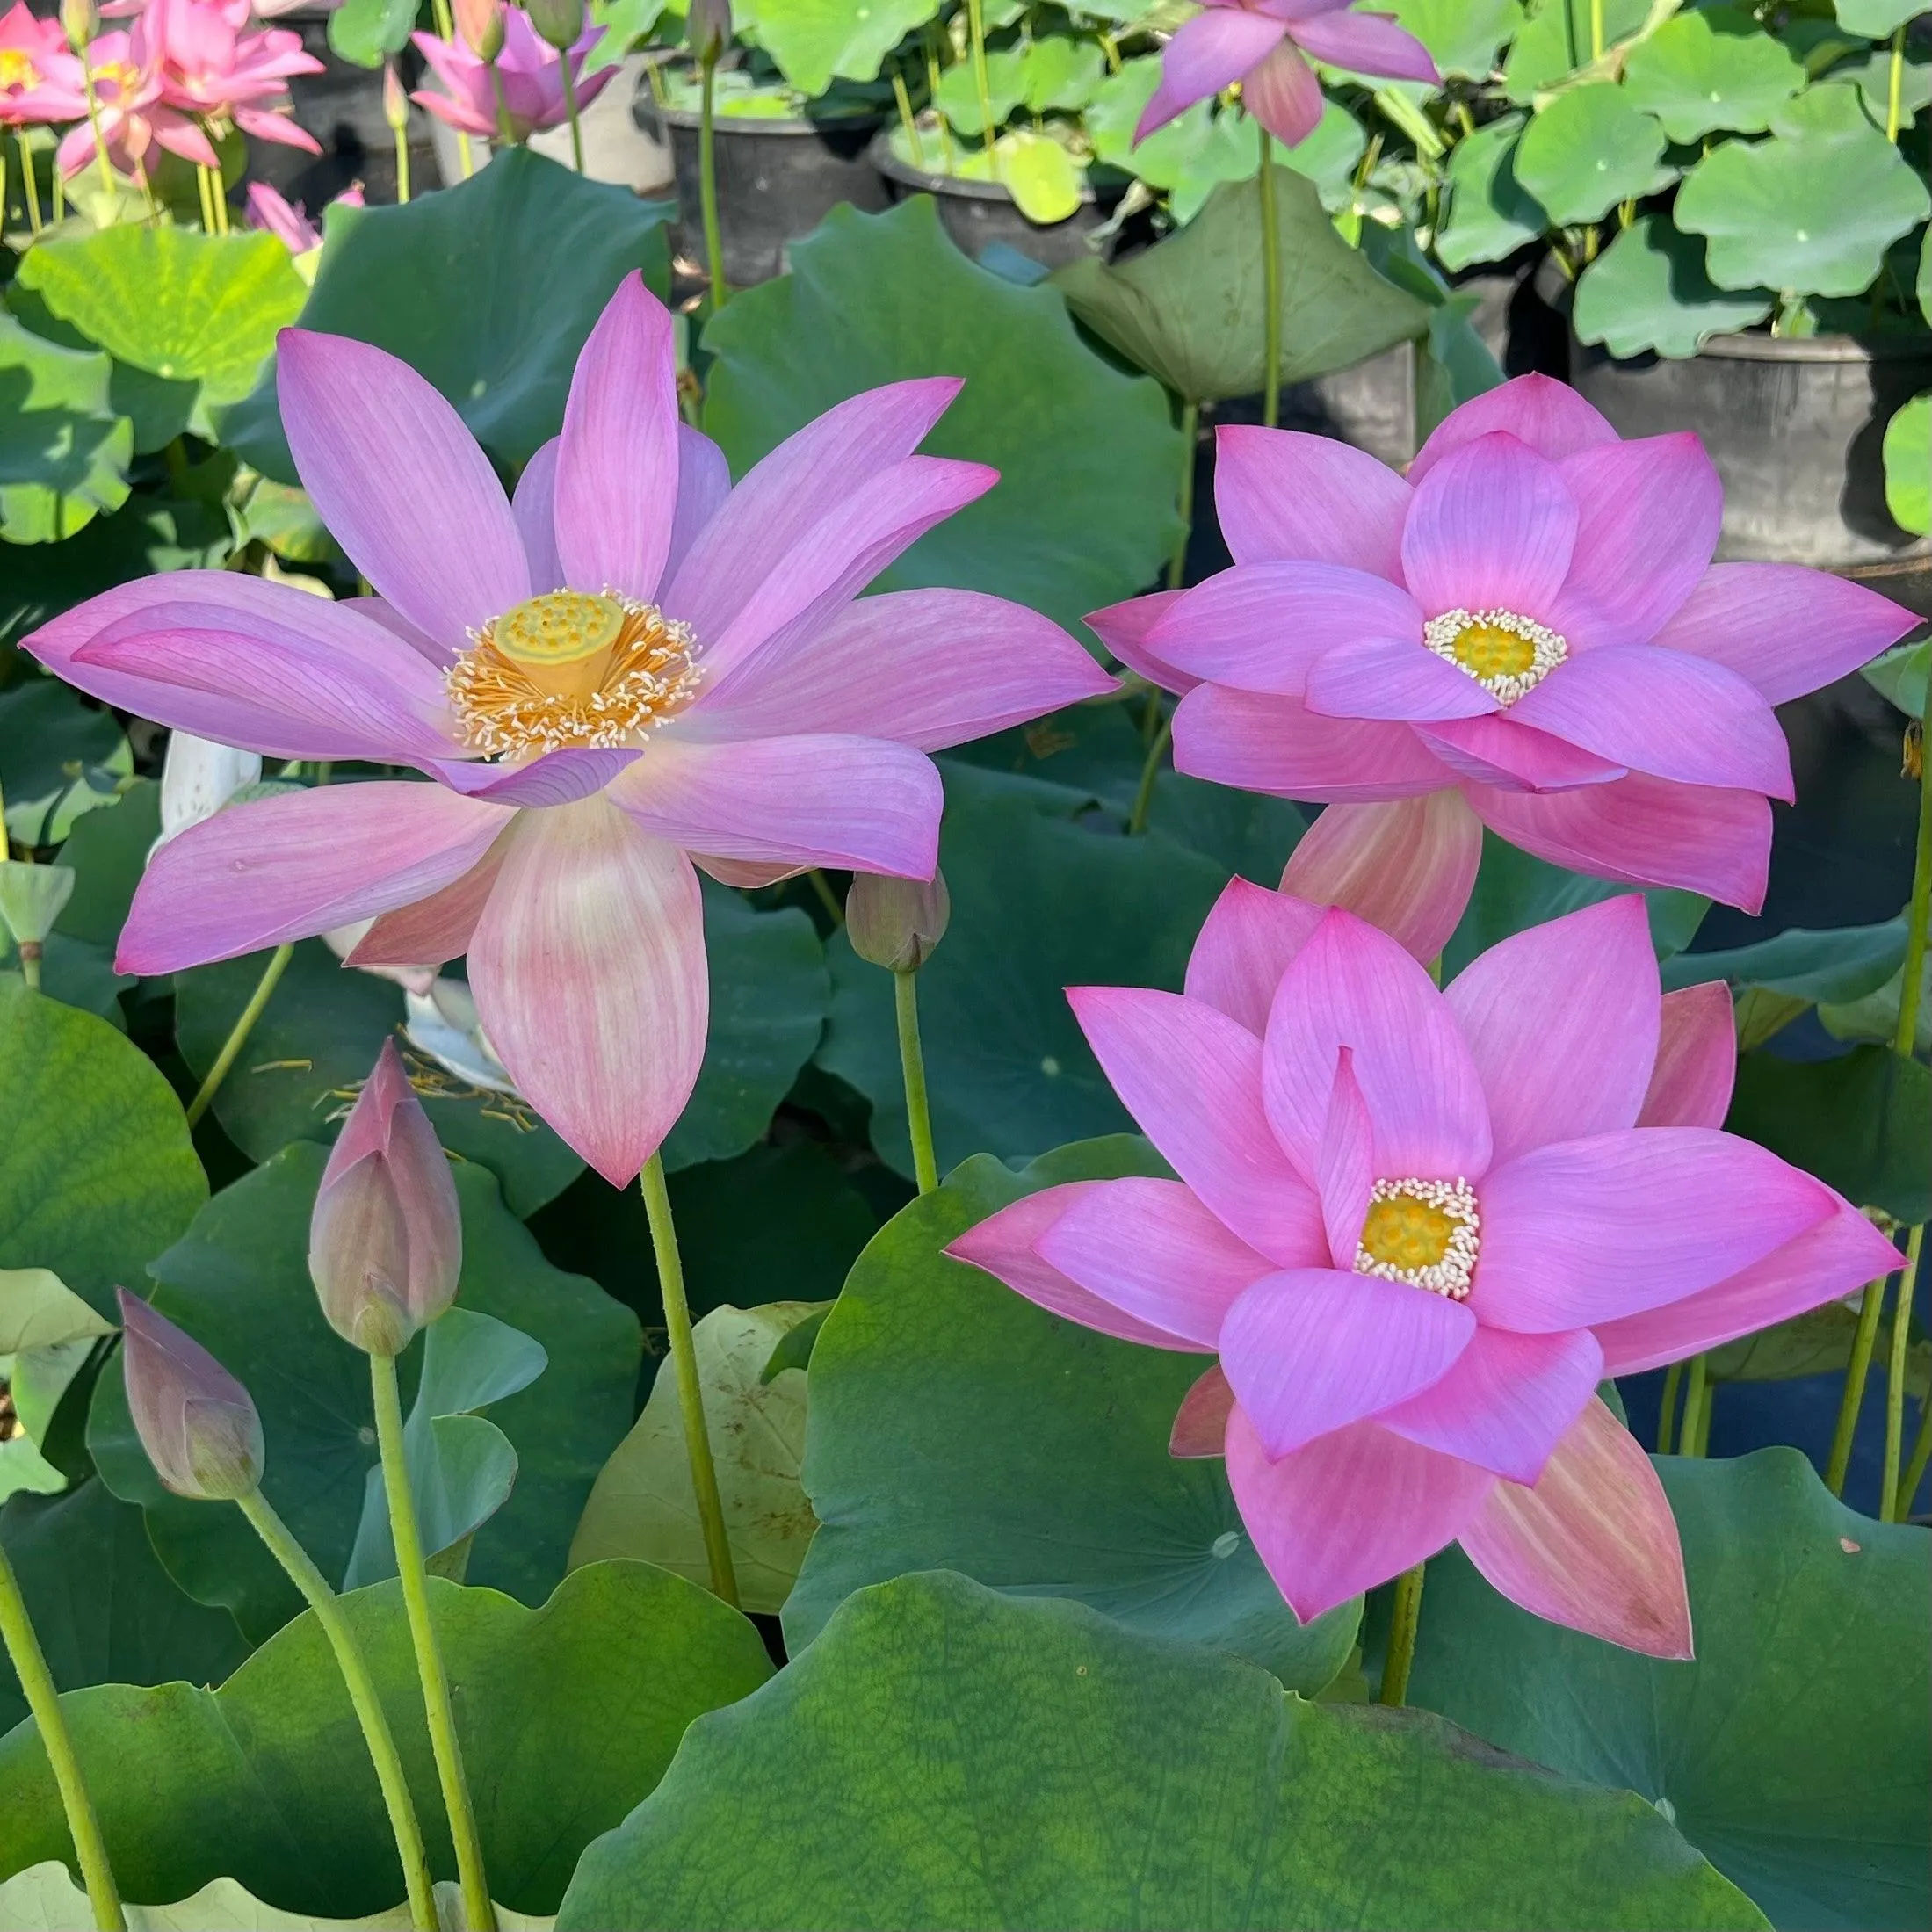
[1436,113,1549,271]
[1410,1451,1929,1932]
[1514,84,1673,227]
[0,314,131,546]
[1622,7,1806,141]
[1883,392,1929,536]
[1574,212,1775,358]
[561,1570,1766,1930]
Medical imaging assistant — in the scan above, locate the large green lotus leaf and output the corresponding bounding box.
[0,1479,248,1740]
[933,40,1027,134]
[561,1569,1765,1931]
[1053,169,1430,404]
[1863,637,1928,717]
[1436,113,1549,271]
[816,771,1232,1180]
[1661,915,1907,1003]
[221,148,673,483]
[754,0,940,95]
[1574,211,1774,357]
[1503,0,1651,97]
[1724,1044,1929,1225]
[1383,0,1523,78]
[1834,0,1921,36]
[785,1139,1360,1690]
[1622,6,1805,140]
[0,677,127,850]
[1675,84,1931,297]
[701,196,1183,641]
[0,981,206,1321]
[1514,83,1673,226]
[1410,1451,1928,1932]
[86,1148,638,1641]
[1883,392,1928,536]
[1705,1295,1929,1399]
[0,313,131,546]
[48,777,159,948]
[0,1559,771,1919]
[326,0,415,65]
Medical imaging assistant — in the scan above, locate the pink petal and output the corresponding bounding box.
[1468,771,1771,913]
[1241,39,1325,147]
[1287,7,1439,83]
[423,747,638,807]
[1640,981,1736,1129]
[1303,634,1500,720]
[1409,373,1617,486]
[276,329,529,647]
[344,596,447,666]
[1067,985,1329,1268]
[1314,1046,1374,1268]
[1595,1198,1900,1376]
[1378,1324,1602,1486]
[945,1183,1206,1350]
[1444,895,1660,1166]
[1400,432,1578,620]
[1147,562,1424,698]
[512,438,562,595]
[1474,1127,1837,1334]
[349,843,507,968]
[662,378,962,644]
[668,424,732,582]
[1169,1364,1234,1458]
[1262,907,1493,1183]
[1458,1396,1690,1659]
[690,855,802,891]
[1035,1177,1274,1346]
[554,271,679,601]
[1220,1267,1475,1458]
[1184,876,1324,1034]
[467,798,706,1184]
[1211,424,1412,580]
[1172,685,1454,801]
[686,590,1114,749]
[1650,562,1921,706]
[1085,590,1195,694]
[1552,434,1721,648]
[1278,793,1483,965]
[1415,714,1627,793]
[117,782,509,975]
[609,734,940,878]
[1133,6,1287,141]
[1227,1407,1494,1623]
[1508,646,1792,800]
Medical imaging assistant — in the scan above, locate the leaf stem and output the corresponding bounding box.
[15,132,42,235]
[560,57,584,171]
[1127,713,1171,836]
[1886,25,1907,144]
[807,867,844,925]
[1677,1352,1710,1458]
[395,122,411,202]
[78,56,118,208]
[1827,1274,1892,1497]
[1166,396,1198,593]
[1589,0,1603,62]
[1378,1562,1424,1706]
[1897,1369,1932,1520]
[1256,121,1280,429]
[640,1154,740,1605]
[966,0,997,178]
[1656,1359,1682,1453]
[698,43,729,308]
[1880,1224,1922,1523]
[894,968,939,1195]
[185,941,293,1128]
[1894,669,1931,1059]
[891,59,924,170]
[235,1488,437,1932]
[371,1352,494,1930]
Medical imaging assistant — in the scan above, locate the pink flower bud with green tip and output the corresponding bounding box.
[847,868,949,973]
[117,1287,264,1501]
[308,1038,462,1357]
[453,0,504,62]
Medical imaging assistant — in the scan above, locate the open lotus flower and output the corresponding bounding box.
[0,1,82,127]
[138,0,322,161]
[1094,376,1920,918]
[246,177,362,256]
[26,272,1113,1184]
[948,889,1899,1653]
[1136,0,1436,148]
[410,5,609,142]
[51,29,167,176]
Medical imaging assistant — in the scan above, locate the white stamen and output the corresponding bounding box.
[1354,1176,1481,1301]
[1422,607,1568,706]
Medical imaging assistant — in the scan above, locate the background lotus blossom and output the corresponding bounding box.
[28,271,1113,1186]
[0,1,82,127]
[949,889,1899,1653]
[411,6,609,142]
[1093,375,1920,917]
[247,177,361,254]
[1136,0,1436,149]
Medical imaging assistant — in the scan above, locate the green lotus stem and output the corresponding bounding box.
[1886,26,1906,143]
[965,0,997,178]
[458,132,475,178]
[488,62,515,146]
[640,1154,740,1606]
[1128,713,1171,836]
[371,1352,495,1930]
[185,941,293,1127]
[1378,1562,1425,1707]
[1656,1359,1682,1452]
[894,969,940,1195]
[79,59,118,206]
[14,132,43,235]
[1257,121,1281,429]
[1167,397,1198,593]
[394,126,411,201]
[891,62,923,170]
[1880,1225,1923,1523]
[431,0,454,38]
[235,1488,437,1932]
[698,43,729,308]
[0,1541,124,1929]
[1894,672,1930,1058]
[1589,0,1603,62]
[807,867,844,925]
[1827,1274,1892,1497]
[194,159,216,233]
[1898,1373,1932,1520]
[925,33,953,174]
[560,57,584,171]
[1677,1353,1710,1458]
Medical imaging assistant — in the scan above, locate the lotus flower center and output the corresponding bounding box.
[1354,1177,1480,1300]
[445,589,703,757]
[91,58,141,94]
[1423,607,1567,706]
[0,50,40,89]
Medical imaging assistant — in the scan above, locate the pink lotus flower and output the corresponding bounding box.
[246,177,361,253]
[1136,0,1437,149]
[948,889,1899,1653]
[0,1,82,127]
[410,6,610,143]
[48,30,169,177]
[1095,377,1920,916]
[28,273,1113,1186]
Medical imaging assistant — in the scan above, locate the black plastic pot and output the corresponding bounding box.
[868,133,1111,271]
[634,97,888,286]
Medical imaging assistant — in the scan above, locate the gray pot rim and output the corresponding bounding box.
[866,127,1097,214]
[640,99,880,137]
[1661,329,1932,365]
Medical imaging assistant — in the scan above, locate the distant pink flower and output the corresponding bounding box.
[246,177,361,253]
[141,0,322,161]
[28,273,1113,1186]
[949,890,1898,1653]
[1136,0,1436,149]
[0,1,82,127]
[1095,376,1920,916]
[410,6,609,142]
[52,30,168,177]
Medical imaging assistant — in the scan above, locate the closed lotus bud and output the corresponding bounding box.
[308,1038,462,1357]
[0,861,75,952]
[846,869,950,973]
[156,730,262,850]
[117,1289,265,1501]
[454,0,505,60]
[685,0,730,60]
[522,0,582,52]
[382,59,409,132]
[60,0,97,54]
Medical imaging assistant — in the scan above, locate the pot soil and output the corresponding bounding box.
[869,133,1110,271]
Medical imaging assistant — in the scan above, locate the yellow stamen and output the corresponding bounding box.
[1422,606,1567,706]
[0,50,40,89]
[1355,1176,1480,1300]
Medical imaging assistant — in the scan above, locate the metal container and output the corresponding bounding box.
[868,133,1110,271]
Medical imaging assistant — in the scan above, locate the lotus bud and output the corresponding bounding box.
[382,58,409,132]
[60,0,97,54]
[117,1288,265,1501]
[308,1038,462,1357]
[522,0,582,52]
[685,0,731,60]
[0,863,75,967]
[453,0,505,61]
[846,869,950,973]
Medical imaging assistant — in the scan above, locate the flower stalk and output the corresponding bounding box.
[1827,1274,1890,1496]
[698,40,728,308]
[1879,1224,1922,1523]
[1378,1562,1424,1707]
[894,969,939,1194]
[14,132,43,235]
[1256,121,1281,429]
[184,940,293,1127]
